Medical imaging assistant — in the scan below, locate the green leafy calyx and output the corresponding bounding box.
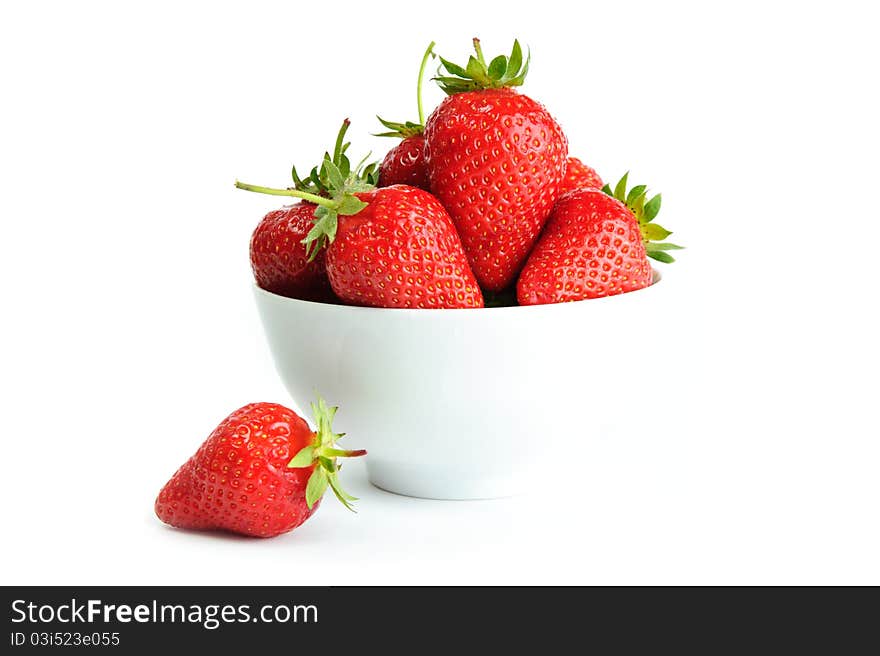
[602,173,684,263]
[287,396,367,511]
[235,119,379,259]
[289,119,378,197]
[374,117,424,139]
[434,38,530,95]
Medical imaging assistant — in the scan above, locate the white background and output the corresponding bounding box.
[2,1,878,585]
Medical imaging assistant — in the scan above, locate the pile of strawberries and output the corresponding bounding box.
[237,39,681,310]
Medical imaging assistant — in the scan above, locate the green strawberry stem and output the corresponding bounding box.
[434,38,530,95]
[287,396,366,511]
[234,181,337,208]
[375,41,436,138]
[601,173,684,263]
[417,41,435,125]
[322,447,367,458]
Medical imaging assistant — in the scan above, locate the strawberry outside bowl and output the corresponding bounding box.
[253,270,663,500]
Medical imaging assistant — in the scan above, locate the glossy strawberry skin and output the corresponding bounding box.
[378,135,430,191]
[250,203,335,302]
[517,189,652,305]
[326,185,483,309]
[155,403,318,538]
[424,88,568,292]
[559,157,604,195]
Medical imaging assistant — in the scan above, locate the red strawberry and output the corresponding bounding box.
[517,174,682,305]
[236,121,484,309]
[250,203,335,302]
[375,42,436,190]
[425,38,568,291]
[378,132,429,190]
[155,398,365,538]
[326,185,482,308]
[559,157,604,195]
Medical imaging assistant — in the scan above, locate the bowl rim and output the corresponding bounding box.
[253,268,663,315]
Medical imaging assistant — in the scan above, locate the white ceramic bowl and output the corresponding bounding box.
[254,270,662,499]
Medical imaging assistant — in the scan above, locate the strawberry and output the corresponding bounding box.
[323,184,482,308]
[375,43,436,191]
[559,157,604,195]
[517,174,682,305]
[250,203,335,302]
[236,121,484,309]
[155,398,366,538]
[424,38,568,291]
[377,128,429,190]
